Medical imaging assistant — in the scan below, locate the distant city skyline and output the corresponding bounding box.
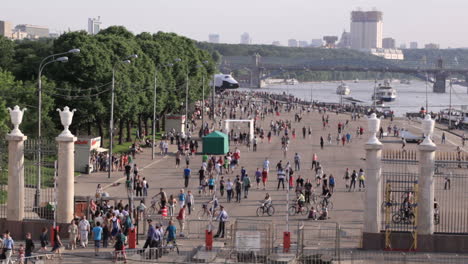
[2,0,468,48]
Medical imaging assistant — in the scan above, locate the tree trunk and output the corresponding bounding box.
[97,118,104,147]
[118,119,124,145]
[126,120,132,142]
[138,115,142,138]
[144,116,148,137]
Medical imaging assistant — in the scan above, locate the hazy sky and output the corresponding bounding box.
[3,0,468,48]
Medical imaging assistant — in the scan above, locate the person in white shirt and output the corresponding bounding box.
[78,216,90,248]
[214,206,228,238]
[226,179,234,203]
[263,158,270,172]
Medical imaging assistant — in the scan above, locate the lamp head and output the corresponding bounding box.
[122,60,131,64]
[68,48,80,54]
[55,56,69,63]
[174,58,182,62]
[167,63,174,67]
[128,54,138,59]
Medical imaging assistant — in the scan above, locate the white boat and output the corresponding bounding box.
[336,83,350,95]
[373,81,397,102]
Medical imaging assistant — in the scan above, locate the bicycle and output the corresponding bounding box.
[146,200,162,216]
[288,203,309,216]
[319,196,334,210]
[392,208,415,224]
[256,202,275,216]
[162,237,179,255]
[197,204,218,220]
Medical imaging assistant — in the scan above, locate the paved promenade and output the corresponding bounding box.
[68,93,466,262]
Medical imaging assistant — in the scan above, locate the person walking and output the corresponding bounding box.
[92,222,103,256]
[261,169,268,190]
[235,176,242,202]
[349,170,357,192]
[441,132,446,144]
[311,153,318,170]
[277,168,286,190]
[214,206,229,238]
[320,136,324,149]
[24,233,34,263]
[226,178,233,202]
[358,168,365,191]
[255,168,262,189]
[3,231,14,264]
[176,205,187,237]
[143,219,158,259]
[68,219,78,250]
[51,227,63,257]
[243,174,251,199]
[183,166,191,188]
[178,189,186,208]
[294,153,301,171]
[78,216,90,248]
[329,174,336,193]
[39,228,48,251]
[186,190,194,215]
[343,168,350,189]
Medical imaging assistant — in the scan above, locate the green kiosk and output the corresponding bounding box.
[202,131,229,155]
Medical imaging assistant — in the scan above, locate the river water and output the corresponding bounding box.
[241,80,468,117]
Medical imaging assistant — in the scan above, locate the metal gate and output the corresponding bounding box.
[0,140,7,218]
[23,139,57,220]
[434,151,468,234]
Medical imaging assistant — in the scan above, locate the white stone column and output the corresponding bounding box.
[418,144,436,235]
[364,143,383,233]
[6,134,27,221]
[56,136,77,224]
[56,106,77,224]
[418,114,436,235]
[364,113,383,234]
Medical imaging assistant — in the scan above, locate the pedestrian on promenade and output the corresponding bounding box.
[39,228,48,251]
[175,150,181,168]
[343,168,350,189]
[24,233,34,263]
[183,166,191,188]
[143,219,158,259]
[261,169,268,190]
[102,223,110,248]
[243,174,251,198]
[208,176,215,195]
[3,231,14,263]
[214,206,229,238]
[226,178,233,202]
[168,195,177,218]
[51,227,63,257]
[320,136,324,149]
[441,132,446,144]
[219,176,225,197]
[235,175,242,202]
[78,216,90,248]
[349,170,357,192]
[186,190,194,214]
[329,174,335,193]
[277,168,286,190]
[358,168,365,191]
[113,230,127,263]
[176,205,186,237]
[92,222,103,256]
[294,153,301,171]
[311,153,318,170]
[263,158,270,172]
[178,189,186,208]
[253,136,258,152]
[255,168,261,189]
[304,179,313,204]
[302,126,306,139]
[68,219,78,250]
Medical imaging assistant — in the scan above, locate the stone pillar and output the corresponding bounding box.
[364,143,383,233]
[418,143,436,235]
[6,134,27,221]
[418,114,437,235]
[363,113,382,234]
[56,136,77,224]
[56,106,77,224]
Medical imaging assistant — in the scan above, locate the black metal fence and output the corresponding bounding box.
[0,140,7,218]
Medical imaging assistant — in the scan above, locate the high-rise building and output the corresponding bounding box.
[88,17,102,35]
[350,10,383,50]
[337,31,351,49]
[382,38,396,49]
[272,41,281,46]
[0,21,12,38]
[288,39,298,47]
[410,42,418,49]
[425,43,440,49]
[311,39,323,47]
[208,34,220,43]
[240,32,251,44]
[298,41,309,47]
[14,24,49,39]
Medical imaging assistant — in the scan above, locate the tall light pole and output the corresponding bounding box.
[152,63,174,160]
[108,54,138,179]
[174,58,191,130]
[36,48,80,206]
[197,61,209,135]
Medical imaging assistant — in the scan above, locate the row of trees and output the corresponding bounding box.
[0,27,216,144]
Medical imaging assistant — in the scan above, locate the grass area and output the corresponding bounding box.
[101,131,165,154]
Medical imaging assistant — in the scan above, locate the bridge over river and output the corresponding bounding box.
[220,54,468,93]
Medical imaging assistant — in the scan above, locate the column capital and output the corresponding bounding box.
[365,143,383,151]
[418,143,437,152]
[55,136,77,142]
[6,135,27,141]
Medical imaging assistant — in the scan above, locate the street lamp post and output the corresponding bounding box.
[36,48,80,206]
[108,55,138,179]
[197,61,209,135]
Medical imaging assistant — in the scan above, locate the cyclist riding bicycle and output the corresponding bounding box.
[261,193,272,208]
[321,186,332,207]
[297,192,305,210]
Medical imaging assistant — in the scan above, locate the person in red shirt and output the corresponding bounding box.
[261,169,268,190]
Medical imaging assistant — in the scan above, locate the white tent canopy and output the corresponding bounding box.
[224,119,254,142]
